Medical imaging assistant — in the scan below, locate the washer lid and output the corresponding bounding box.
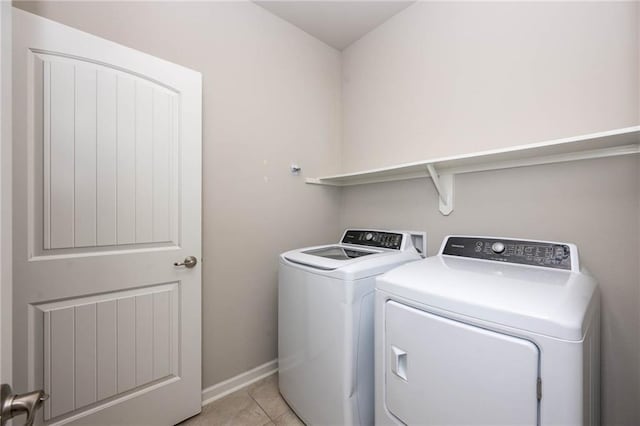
[281,244,420,280]
[283,245,382,271]
[376,255,599,341]
[301,245,376,261]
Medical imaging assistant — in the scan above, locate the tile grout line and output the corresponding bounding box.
[250,393,281,423]
[250,394,272,423]
[245,378,298,425]
[251,396,283,423]
[245,382,275,423]
[192,376,300,426]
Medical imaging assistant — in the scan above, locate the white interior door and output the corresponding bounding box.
[12,9,202,425]
[384,301,539,426]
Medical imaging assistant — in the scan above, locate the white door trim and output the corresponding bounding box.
[0,0,13,386]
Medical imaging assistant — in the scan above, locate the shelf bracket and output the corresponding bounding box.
[426,164,454,215]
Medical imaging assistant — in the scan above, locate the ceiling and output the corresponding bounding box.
[254,1,415,50]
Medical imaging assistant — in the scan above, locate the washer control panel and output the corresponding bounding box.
[342,230,403,250]
[442,236,572,270]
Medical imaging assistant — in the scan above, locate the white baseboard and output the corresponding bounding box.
[201,359,278,406]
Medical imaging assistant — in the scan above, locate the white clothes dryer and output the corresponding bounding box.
[376,235,600,426]
[279,229,425,426]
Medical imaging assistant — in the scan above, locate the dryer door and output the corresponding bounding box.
[384,301,539,425]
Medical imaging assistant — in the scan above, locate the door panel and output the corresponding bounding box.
[13,8,201,425]
[36,52,180,255]
[35,284,179,420]
[384,301,539,425]
[96,71,117,246]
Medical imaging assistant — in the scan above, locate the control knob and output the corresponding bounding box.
[491,242,505,254]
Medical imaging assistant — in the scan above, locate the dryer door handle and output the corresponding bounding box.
[391,346,408,381]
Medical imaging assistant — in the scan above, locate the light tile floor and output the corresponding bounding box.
[178,374,305,426]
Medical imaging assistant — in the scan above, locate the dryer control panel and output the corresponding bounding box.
[342,230,403,250]
[442,236,572,270]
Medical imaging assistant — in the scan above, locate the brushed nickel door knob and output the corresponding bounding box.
[1,383,48,426]
[174,256,197,268]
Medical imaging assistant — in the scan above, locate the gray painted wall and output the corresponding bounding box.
[340,2,640,424]
[12,1,640,424]
[12,0,343,388]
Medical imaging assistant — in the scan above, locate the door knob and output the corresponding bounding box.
[174,256,198,268]
[1,383,48,426]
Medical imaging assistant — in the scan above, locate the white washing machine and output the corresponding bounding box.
[376,235,600,426]
[278,229,426,425]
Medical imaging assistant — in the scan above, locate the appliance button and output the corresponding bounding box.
[491,242,505,254]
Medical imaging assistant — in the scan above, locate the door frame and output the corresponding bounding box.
[0,0,13,388]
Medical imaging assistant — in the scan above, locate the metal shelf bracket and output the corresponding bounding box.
[426,164,454,215]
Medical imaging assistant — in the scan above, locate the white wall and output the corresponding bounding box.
[342,1,638,170]
[340,2,640,424]
[13,0,343,388]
